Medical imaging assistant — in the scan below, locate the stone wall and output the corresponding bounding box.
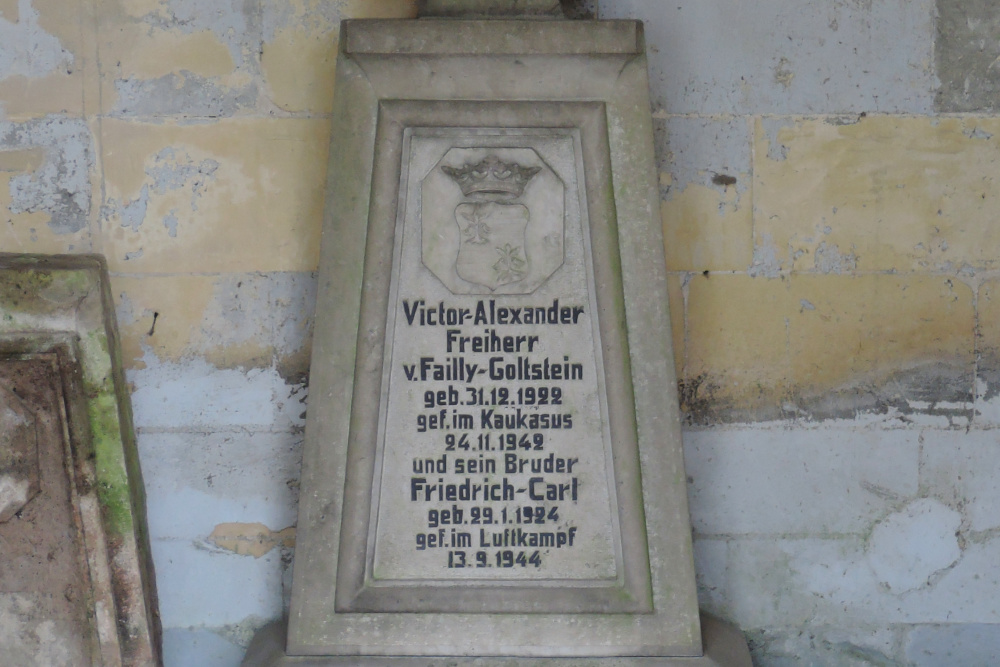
[2,0,999,664]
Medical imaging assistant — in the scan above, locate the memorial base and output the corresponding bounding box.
[242,614,752,667]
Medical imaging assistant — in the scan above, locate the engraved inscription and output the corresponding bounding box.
[369,130,622,583]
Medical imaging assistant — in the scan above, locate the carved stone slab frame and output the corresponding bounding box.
[274,18,722,665]
[335,109,653,616]
[0,254,160,666]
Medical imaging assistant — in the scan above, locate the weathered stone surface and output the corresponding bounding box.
[99,118,329,274]
[934,0,1000,112]
[921,430,1000,532]
[658,116,753,273]
[601,0,937,115]
[684,428,920,535]
[867,499,962,595]
[724,532,1000,628]
[748,625,901,667]
[906,623,1000,666]
[0,384,39,522]
[682,272,975,425]
[754,116,1000,274]
[0,255,160,666]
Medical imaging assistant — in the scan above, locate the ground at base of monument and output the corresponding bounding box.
[241,614,751,667]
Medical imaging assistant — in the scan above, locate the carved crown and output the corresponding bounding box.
[442,155,540,200]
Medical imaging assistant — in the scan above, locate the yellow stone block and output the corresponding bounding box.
[111,274,213,368]
[665,273,685,381]
[0,207,89,255]
[0,115,97,253]
[661,179,753,272]
[261,25,339,114]
[104,26,235,81]
[684,273,794,413]
[755,116,1000,273]
[99,118,329,273]
[974,279,1000,364]
[786,274,974,396]
[0,0,98,118]
[110,274,274,370]
[261,0,417,114]
[683,272,974,418]
[95,0,256,115]
[0,0,17,20]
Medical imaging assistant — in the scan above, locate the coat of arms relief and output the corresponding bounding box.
[421,147,565,295]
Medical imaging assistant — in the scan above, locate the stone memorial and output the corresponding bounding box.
[0,255,160,666]
[245,7,750,666]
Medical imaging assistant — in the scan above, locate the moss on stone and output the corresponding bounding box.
[0,268,55,307]
[87,388,133,537]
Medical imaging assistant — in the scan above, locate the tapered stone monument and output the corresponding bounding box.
[244,6,750,665]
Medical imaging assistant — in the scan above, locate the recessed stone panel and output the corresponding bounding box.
[370,129,618,586]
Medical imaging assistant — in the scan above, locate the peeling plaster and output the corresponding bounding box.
[262,0,345,42]
[0,0,72,80]
[1,116,93,234]
[963,126,993,140]
[194,273,317,365]
[208,522,295,558]
[813,240,858,274]
[760,117,795,161]
[162,628,244,666]
[113,184,148,234]
[748,232,783,278]
[601,0,937,115]
[141,0,259,68]
[117,292,137,327]
[112,0,264,120]
[112,71,258,118]
[146,147,219,200]
[104,147,218,235]
[682,360,974,427]
[654,116,750,202]
[126,348,307,431]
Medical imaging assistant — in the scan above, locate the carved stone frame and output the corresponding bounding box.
[333,103,653,616]
[0,254,160,666]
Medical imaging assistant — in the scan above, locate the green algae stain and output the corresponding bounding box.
[81,330,114,389]
[88,388,133,537]
[0,269,55,309]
